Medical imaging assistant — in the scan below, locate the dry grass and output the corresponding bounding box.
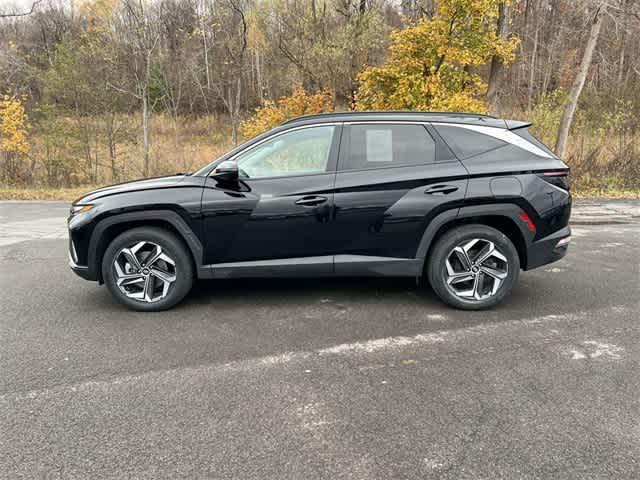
[0,186,103,201]
[571,188,640,199]
[1,111,638,200]
[1,113,233,189]
[1,185,638,201]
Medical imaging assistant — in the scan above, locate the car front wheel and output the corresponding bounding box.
[427,224,520,310]
[102,227,193,311]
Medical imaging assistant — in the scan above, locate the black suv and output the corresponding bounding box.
[68,112,571,311]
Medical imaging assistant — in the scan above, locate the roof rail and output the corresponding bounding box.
[281,110,497,125]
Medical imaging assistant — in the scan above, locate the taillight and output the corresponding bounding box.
[539,170,570,191]
[518,211,536,233]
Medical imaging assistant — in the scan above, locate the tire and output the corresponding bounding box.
[427,224,520,310]
[102,227,194,311]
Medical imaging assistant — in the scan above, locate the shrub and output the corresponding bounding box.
[240,85,335,139]
[0,95,30,184]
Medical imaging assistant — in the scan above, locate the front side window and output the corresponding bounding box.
[340,124,436,171]
[235,125,335,179]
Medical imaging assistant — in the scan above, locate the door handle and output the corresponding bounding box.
[425,185,458,195]
[295,195,328,206]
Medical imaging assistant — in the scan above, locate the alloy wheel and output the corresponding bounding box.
[113,241,177,302]
[444,238,509,300]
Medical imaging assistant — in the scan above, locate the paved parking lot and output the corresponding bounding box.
[1,200,639,479]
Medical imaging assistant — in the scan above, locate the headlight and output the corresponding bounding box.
[70,204,94,216]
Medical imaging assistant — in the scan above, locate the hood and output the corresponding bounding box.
[74,175,189,204]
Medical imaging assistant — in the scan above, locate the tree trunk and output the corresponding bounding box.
[617,40,625,85]
[108,127,117,182]
[200,9,211,90]
[228,77,242,146]
[401,0,415,21]
[142,89,150,177]
[234,77,242,144]
[255,49,263,104]
[555,5,604,158]
[617,0,630,85]
[526,24,538,111]
[487,1,510,112]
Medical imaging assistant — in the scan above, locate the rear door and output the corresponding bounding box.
[331,122,468,273]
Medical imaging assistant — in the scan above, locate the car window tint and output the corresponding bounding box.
[434,125,506,160]
[513,128,556,157]
[341,124,435,170]
[236,126,335,178]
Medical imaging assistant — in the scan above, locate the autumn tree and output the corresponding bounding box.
[240,85,335,138]
[355,0,519,113]
[0,95,30,183]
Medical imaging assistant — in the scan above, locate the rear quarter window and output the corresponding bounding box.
[512,128,557,157]
[434,125,507,160]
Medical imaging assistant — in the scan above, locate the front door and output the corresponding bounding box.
[201,124,341,274]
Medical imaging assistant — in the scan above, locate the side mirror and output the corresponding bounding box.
[212,160,239,182]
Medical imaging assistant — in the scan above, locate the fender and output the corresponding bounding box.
[414,202,534,263]
[86,210,204,281]
[414,207,460,261]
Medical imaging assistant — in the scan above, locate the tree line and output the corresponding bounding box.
[0,0,638,194]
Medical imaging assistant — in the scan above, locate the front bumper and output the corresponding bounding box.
[68,236,96,281]
[525,225,571,270]
[70,261,93,280]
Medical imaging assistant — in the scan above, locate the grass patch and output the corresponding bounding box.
[2,185,639,201]
[571,187,640,199]
[0,186,103,201]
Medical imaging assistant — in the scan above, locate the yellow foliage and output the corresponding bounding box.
[0,95,30,156]
[80,0,118,33]
[240,85,335,139]
[355,0,519,113]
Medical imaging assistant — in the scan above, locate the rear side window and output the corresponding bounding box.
[339,124,435,171]
[434,125,506,160]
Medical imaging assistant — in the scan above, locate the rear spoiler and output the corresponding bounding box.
[504,119,532,130]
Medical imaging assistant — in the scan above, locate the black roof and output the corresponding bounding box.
[281,111,511,128]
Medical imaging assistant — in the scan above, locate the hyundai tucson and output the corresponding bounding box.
[68,112,571,311]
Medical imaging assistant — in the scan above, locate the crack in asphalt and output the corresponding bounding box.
[0,304,631,402]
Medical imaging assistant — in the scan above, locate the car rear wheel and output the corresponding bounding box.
[102,227,193,311]
[427,224,519,310]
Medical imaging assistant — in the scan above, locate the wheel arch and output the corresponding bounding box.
[88,210,203,283]
[416,203,533,274]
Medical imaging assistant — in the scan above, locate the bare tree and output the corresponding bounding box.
[0,0,41,18]
[555,3,605,158]
[208,0,248,145]
[487,0,511,112]
[110,0,161,176]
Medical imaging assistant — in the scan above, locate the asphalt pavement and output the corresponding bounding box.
[0,200,639,479]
